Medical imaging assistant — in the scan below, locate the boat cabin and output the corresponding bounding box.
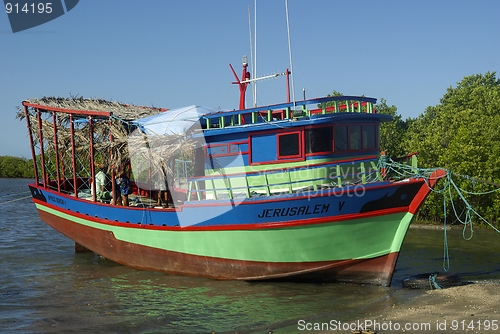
[188,96,392,201]
[20,95,391,207]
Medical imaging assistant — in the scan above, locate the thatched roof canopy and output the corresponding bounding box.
[18,96,198,178]
[21,96,167,121]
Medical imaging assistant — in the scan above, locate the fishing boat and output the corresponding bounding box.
[20,60,444,286]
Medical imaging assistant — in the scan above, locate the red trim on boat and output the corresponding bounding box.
[30,176,419,210]
[409,169,446,214]
[33,196,410,231]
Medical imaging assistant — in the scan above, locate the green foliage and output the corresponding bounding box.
[329,73,500,225]
[327,90,344,97]
[0,156,34,178]
[403,72,500,224]
[376,99,409,159]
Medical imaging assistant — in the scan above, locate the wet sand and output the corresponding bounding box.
[362,282,500,333]
[299,282,500,334]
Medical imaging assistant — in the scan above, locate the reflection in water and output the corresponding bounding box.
[1,179,500,333]
[28,256,395,333]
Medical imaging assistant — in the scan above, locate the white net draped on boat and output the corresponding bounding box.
[129,105,247,227]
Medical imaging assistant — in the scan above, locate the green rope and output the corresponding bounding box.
[429,273,443,290]
[442,192,450,272]
[383,159,500,235]
[381,158,500,273]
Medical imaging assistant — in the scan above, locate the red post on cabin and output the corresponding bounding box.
[229,56,250,110]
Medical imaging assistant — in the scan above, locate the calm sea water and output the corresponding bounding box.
[1,178,500,334]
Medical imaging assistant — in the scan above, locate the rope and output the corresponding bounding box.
[442,193,450,271]
[382,159,500,232]
[0,190,31,198]
[381,157,500,273]
[0,195,32,205]
[428,273,443,290]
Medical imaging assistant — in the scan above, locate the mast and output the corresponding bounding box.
[229,56,251,110]
[285,0,295,105]
[229,1,294,109]
[248,3,257,108]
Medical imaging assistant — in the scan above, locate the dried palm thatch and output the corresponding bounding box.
[18,96,166,121]
[18,96,198,177]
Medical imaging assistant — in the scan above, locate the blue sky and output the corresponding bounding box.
[1,0,499,158]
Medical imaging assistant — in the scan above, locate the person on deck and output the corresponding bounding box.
[114,167,130,206]
[97,166,109,198]
[155,162,172,208]
[156,182,172,208]
[93,164,111,202]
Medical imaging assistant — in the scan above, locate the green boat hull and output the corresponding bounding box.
[36,203,415,285]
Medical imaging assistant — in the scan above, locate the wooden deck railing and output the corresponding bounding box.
[186,158,383,201]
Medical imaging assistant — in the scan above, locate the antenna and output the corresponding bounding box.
[248,6,254,108]
[230,1,293,109]
[248,4,257,108]
[253,0,258,107]
[285,0,296,105]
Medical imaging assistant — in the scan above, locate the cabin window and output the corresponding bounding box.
[305,127,333,154]
[362,125,377,149]
[278,132,301,158]
[349,125,362,150]
[334,124,378,152]
[334,126,348,151]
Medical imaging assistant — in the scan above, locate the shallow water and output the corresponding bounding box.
[1,178,499,333]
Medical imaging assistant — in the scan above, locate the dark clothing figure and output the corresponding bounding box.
[115,173,130,206]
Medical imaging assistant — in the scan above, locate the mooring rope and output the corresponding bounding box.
[428,273,443,290]
[442,193,450,271]
[0,194,32,205]
[0,190,31,198]
[382,157,500,272]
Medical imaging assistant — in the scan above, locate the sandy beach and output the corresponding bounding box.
[299,281,500,334]
[358,282,500,334]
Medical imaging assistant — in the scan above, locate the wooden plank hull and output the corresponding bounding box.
[30,170,445,286]
[38,207,401,285]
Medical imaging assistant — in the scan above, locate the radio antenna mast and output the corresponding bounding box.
[248,3,257,107]
[285,0,296,105]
